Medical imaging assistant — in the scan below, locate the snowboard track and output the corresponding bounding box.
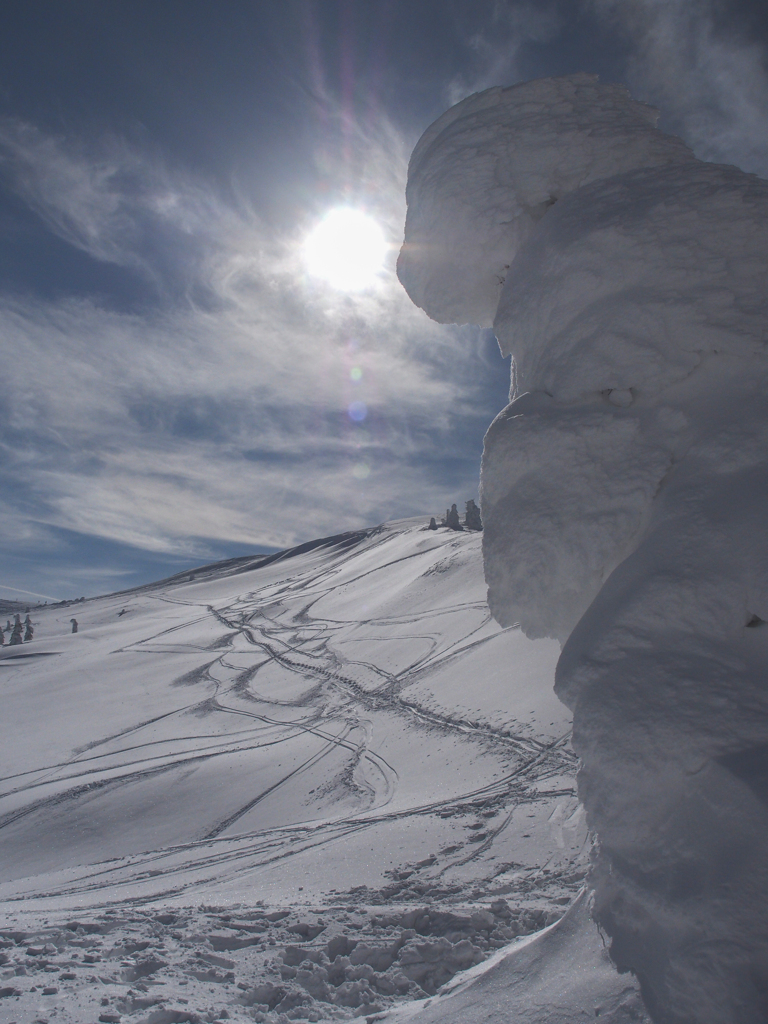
[0,522,585,915]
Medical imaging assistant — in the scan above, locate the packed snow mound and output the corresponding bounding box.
[398,75,768,1024]
[382,891,649,1024]
[397,73,693,328]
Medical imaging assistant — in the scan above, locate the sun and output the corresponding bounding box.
[303,207,387,291]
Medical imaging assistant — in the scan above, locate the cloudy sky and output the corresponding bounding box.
[1,0,767,600]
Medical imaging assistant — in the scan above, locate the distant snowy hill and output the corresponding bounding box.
[0,599,30,617]
[0,517,645,1023]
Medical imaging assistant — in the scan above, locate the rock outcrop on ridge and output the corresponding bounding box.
[398,73,768,1023]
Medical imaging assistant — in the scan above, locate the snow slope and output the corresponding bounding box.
[0,518,644,1023]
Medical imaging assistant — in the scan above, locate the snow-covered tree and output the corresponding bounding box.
[398,73,768,1021]
[445,504,461,530]
[464,499,482,531]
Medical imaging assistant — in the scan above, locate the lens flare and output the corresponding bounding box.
[304,208,387,291]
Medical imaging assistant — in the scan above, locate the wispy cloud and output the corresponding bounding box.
[445,2,563,106]
[591,0,768,176]
[0,112,503,590]
[0,117,262,299]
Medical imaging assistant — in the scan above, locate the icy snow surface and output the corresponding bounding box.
[0,519,644,1023]
[399,74,768,1023]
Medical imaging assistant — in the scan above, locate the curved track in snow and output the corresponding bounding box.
[0,518,585,914]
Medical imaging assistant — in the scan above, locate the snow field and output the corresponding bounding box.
[0,518,623,1022]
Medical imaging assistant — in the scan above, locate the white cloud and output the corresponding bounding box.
[592,0,768,177]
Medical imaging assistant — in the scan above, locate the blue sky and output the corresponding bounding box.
[1,0,767,600]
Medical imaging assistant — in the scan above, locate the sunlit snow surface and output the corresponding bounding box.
[0,519,644,1022]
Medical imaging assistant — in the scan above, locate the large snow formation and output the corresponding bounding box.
[398,73,768,1024]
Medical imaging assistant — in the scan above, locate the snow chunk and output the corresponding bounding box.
[482,157,768,640]
[481,393,674,639]
[397,73,693,327]
[495,160,768,402]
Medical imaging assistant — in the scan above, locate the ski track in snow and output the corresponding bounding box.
[0,518,591,1023]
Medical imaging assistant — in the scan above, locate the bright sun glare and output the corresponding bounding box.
[304,207,387,291]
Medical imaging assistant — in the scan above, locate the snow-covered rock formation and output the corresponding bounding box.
[398,73,768,1023]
